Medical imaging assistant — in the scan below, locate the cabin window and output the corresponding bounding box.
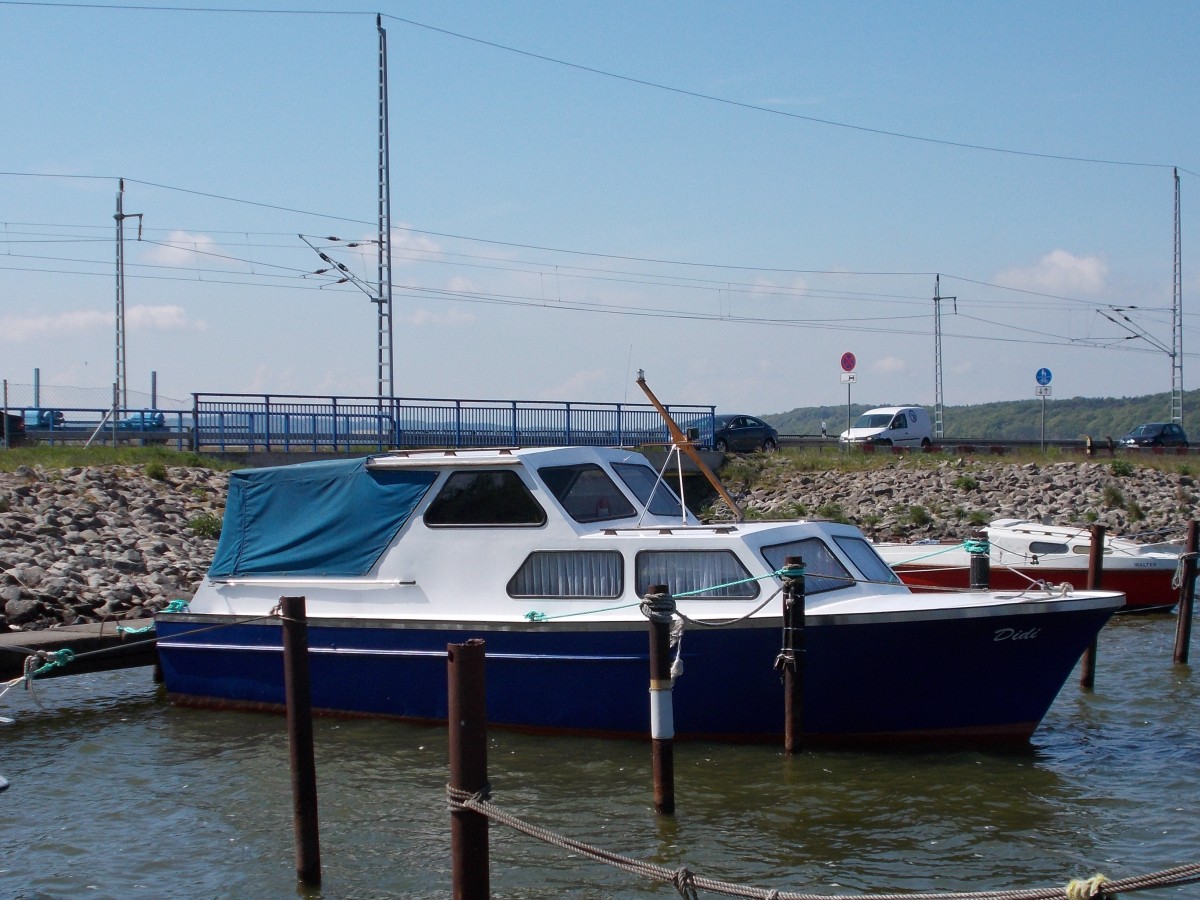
[635,550,759,599]
[538,463,637,523]
[612,462,683,517]
[507,550,623,599]
[424,470,546,526]
[1028,541,1069,556]
[833,535,901,585]
[761,538,856,594]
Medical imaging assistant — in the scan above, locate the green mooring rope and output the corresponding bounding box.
[116,598,190,635]
[25,648,76,683]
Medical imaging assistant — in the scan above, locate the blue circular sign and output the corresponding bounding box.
[1036,367,1052,386]
[841,352,857,372]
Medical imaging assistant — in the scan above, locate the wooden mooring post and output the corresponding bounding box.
[448,639,489,899]
[644,585,676,815]
[1174,520,1198,665]
[778,557,807,753]
[968,535,990,589]
[1079,525,1105,689]
[280,595,321,888]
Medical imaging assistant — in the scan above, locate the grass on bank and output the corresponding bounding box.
[0,444,240,474]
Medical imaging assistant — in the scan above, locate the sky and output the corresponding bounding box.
[2,1,1198,417]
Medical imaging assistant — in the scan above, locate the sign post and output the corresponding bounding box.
[840,353,857,451]
[1035,368,1053,452]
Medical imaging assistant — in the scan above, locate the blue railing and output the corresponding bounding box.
[5,394,716,453]
[190,393,717,454]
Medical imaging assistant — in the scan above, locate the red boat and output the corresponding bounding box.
[875,518,1181,614]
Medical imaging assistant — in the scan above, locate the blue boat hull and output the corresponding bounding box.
[154,602,1113,745]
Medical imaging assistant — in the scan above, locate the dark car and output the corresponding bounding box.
[3,412,27,447]
[25,408,66,428]
[1118,422,1188,448]
[711,414,779,452]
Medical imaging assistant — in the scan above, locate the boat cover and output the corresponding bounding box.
[208,457,437,577]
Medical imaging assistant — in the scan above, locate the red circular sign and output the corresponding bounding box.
[840,352,856,372]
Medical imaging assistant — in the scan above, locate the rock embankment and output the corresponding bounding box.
[722,456,1198,542]
[2,457,1197,632]
[1,464,225,633]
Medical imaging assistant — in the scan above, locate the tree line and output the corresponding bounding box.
[763,389,1197,441]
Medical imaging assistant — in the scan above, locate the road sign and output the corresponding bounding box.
[840,352,856,372]
[1035,385,1052,397]
[840,372,857,384]
[1036,367,1052,386]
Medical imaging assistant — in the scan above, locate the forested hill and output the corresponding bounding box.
[762,389,1199,441]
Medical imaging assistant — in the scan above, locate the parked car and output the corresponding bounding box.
[3,412,27,447]
[1118,422,1188,448]
[118,410,169,445]
[839,406,933,448]
[24,408,66,428]
[712,414,778,452]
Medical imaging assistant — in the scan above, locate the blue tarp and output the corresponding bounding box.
[208,457,436,577]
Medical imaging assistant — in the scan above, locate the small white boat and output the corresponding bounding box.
[155,448,1124,746]
[875,518,1181,613]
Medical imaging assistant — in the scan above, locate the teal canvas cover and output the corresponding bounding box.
[208,457,436,577]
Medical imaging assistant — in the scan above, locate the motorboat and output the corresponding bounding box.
[154,448,1125,746]
[875,518,1180,614]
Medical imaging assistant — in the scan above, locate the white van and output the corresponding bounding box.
[839,406,933,448]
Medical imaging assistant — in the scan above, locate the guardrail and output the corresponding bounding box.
[5,408,195,451]
[187,393,718,454]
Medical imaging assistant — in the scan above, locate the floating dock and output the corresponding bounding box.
[0,619,157,681]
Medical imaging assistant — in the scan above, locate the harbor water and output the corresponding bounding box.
[1,615,1197,899]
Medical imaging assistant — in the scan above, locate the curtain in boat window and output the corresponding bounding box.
[635,550,758,599]
[507,550,623,599]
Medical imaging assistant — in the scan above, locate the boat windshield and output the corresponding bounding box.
[612,462,683,517]
[538,463,638,523]
[760,537,858,594]
[833,535,901,585]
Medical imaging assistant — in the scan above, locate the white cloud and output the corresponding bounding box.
[139,230,222,268]
[127,304,208,332]
[994,250,1109,295]
[0,309,111,341]
[0,305,205,342]
[536,369,608,401]
[873,355,908,375]
[398,308,476,327]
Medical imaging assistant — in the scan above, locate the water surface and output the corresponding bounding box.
[1,616,1196,898]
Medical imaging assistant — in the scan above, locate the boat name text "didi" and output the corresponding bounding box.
[993,626,1041,642]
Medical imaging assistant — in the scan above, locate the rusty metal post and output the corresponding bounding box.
[778,557,806,753]
[448,639,489,899]
[280,595,321,887]
[1079,525,1106,689]
[1174,520,1198,664]
[644,585,675,815]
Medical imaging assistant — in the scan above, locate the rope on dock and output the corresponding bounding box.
[446,786,1200,900]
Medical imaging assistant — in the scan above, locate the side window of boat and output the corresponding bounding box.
[760,538,857,594]
[635,550,759,599]
[424,470,547,526]
[1028,541,1069,556]
[507,550,624,599]
[538,463,637,523]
